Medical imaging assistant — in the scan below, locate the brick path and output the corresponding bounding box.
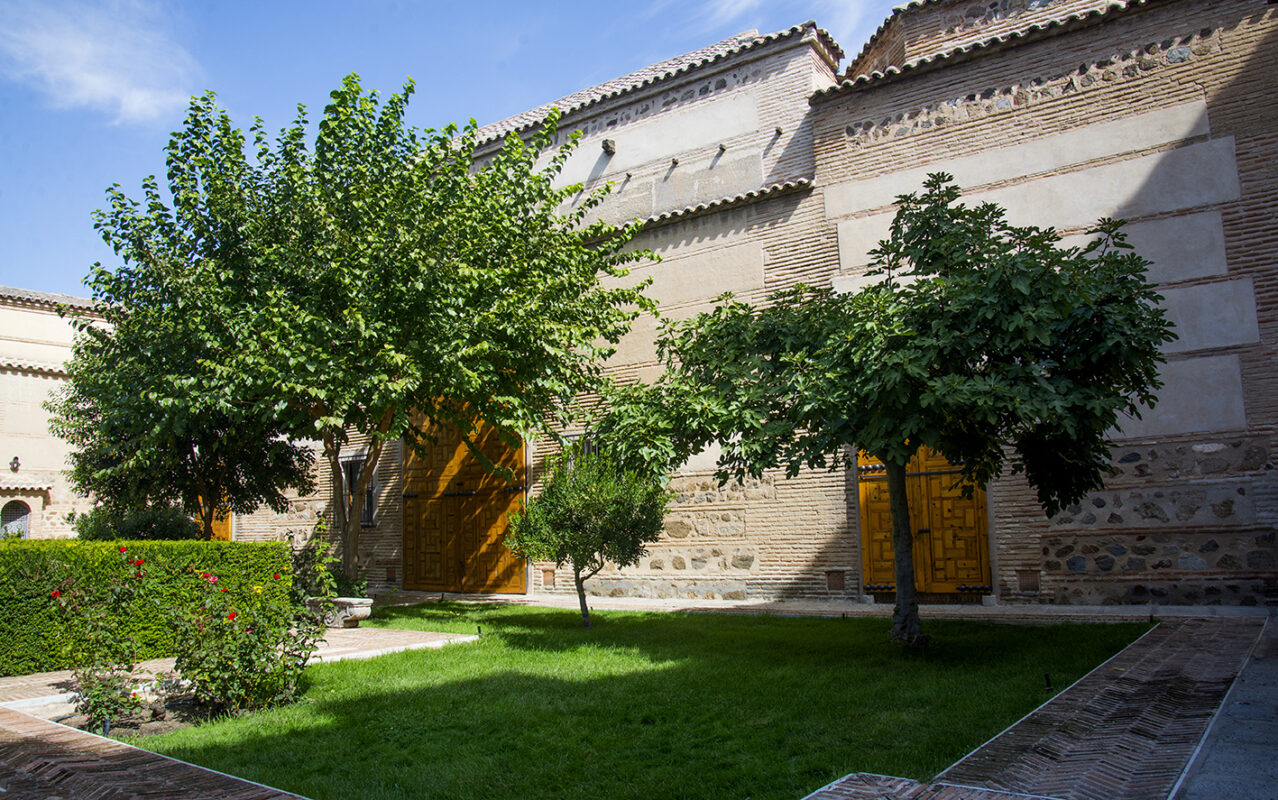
[806,617,1265,800]
[0,627,476,800]
[0,708,303,799]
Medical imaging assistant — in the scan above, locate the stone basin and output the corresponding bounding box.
[307,596,373,628]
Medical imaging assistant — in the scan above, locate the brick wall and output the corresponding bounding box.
[236,432,404,593]
[816,0,1278,605]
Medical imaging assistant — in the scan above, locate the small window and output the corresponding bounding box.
[342,459,376,527]
[1,500,30,538]
[566,434,601,468]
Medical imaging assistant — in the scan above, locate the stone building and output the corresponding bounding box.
[0,286,95,538]
[231,0,1278,606]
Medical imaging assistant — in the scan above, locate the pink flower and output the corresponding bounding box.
[227,611,237,621]
[207,575,219,583]
[50,589,61,598]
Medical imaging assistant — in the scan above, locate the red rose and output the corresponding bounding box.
[118,546,127,553]
[220,587,228,592]
[273,573,281,580]
[227,611,237,620]
[136,572,144,578]
[50,590,61,598]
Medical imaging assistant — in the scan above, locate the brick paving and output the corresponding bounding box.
[0,707,303,799]
[0,626,476,800]
[807,617,1265,800]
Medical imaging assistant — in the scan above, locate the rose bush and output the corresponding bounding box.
[170,567,323,712]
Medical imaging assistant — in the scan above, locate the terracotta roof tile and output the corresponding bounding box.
[0,284,94,312]
[476,22,842,146]
[639,178,813,229]
[814,0,1150,102]
[0,357,67,376]
[0,476,56,492]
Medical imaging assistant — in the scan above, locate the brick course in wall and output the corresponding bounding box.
[817,0,1277,606]
[240,1,1276,607]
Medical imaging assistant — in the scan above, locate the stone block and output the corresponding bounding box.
[1116,356,1246,438]
[824,101,1210,219]
[1158,279,1259,354]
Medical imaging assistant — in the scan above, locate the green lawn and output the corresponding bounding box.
[130,603,1147,800]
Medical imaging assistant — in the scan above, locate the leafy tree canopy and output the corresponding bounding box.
[597,174,1174,644]
[505,446,671,627]
[75,74,656,574]
[48,273,314,538]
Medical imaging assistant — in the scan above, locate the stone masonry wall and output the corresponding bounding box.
[817,0,1278,605]
[525,32,858,602]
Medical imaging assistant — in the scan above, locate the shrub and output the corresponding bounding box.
[71,504,202,541]
[0,539,291,676]
[506,446,671,627]
[51,545,148,734]
[170,567,320,711]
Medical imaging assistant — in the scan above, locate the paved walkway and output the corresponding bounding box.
[806,616,1269,800]
[0,627,476,800]
[1172,615,1277,800]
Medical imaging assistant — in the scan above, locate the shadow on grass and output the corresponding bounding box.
[138,606,1147,800]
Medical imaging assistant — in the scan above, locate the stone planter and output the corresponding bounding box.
[307,596,373,628]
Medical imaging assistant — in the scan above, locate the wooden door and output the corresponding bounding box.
[402,420,527,593]
[857,449,990,594]
[210,513,232,541]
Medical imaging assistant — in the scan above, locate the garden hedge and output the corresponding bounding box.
[0,539,292,676]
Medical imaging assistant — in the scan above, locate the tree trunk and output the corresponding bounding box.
[573,568,591,629]
[328,417,395,581]
[884,458,926,647]
[323,433,354,578]
[199,501,216,541]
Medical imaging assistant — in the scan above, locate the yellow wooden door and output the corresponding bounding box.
[403,419,526,593]
[857,449,990,594]
[210,512,232,541]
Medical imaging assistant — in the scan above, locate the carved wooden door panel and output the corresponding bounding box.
[857,455,897,590]
[858,448,990,594]
[403,419,526,593]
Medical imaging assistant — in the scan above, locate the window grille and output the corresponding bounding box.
[1,501,30,538]
[342,459,375,526]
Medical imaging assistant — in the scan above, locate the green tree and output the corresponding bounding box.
[505,446,671,627]
[598,175,1174,645]
[48,273,315,539]
[82,75,654,576]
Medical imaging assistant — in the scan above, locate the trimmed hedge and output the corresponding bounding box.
[0,540,292,677]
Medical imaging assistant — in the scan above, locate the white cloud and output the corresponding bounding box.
[0,0,199,125]
[660,0,886,56]
[699,0,766,28]
[811,0,876,54]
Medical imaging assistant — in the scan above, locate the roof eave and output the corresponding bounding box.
[811,0,1156,105]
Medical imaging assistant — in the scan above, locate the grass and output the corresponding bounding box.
[129,603,1148,800]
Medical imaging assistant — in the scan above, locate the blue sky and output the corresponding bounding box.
[0,0,898,297]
